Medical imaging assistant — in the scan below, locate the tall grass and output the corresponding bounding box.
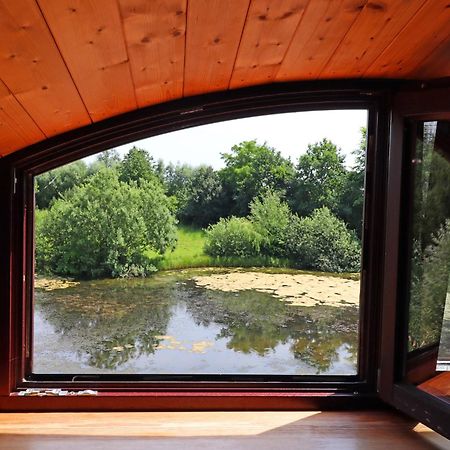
[147,226,292,271]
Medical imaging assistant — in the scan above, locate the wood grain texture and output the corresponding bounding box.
[118,0,186,108]
[37,0,137,121]
[0,80,45,156]
[0,0,90,137]
[0,410,448,450]
[322,0,428,78]
[364,0,450,78]
[414,36,450,80]
[229,0,308,88]
[184,0,251,96]
[419,372,450,401]
[276,0,368,81]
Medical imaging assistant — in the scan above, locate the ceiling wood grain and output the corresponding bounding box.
[0,0,90,141]
[118,0,186,108]
[37,0,137,121]
[0,0,449,157]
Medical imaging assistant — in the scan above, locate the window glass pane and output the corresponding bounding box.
[32,110,367,377]
[407,121,450,376]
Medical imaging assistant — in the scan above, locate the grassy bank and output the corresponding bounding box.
[147,226,292,271]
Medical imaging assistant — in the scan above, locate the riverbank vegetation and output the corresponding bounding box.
[35,131,366,279]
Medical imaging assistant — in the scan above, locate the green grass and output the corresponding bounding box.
[147,225,293,271]
[147,226,360,280]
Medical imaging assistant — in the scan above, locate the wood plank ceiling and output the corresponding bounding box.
[0,0,449,157]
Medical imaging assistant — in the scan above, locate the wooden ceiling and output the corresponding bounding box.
[0,0,449,157]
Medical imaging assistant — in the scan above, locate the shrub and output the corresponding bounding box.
[37,168,177,278]
[249,191,293,257]
[204,217,263,258]
[287,207,361,273]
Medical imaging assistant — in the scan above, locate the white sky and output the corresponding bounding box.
[102,109,367,169]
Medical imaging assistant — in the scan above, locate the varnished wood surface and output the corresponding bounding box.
[419,372,450,403]
[0,0,449,156]
[0,410,448,450]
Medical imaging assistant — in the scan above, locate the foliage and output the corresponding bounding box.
[289,138,347,217]
[93,149,121,169]
[408,122,450,350]
[204,217,264,258]
[249,191,293,257]
[35,160,89,209]
[220,140,294,216]
[35,209,52,274]
[409,221,450,349]
[119,146,159,185]
[286,207,361,273]
[169,165,224,227]
[37,168,177,278]
[338,128,366,236]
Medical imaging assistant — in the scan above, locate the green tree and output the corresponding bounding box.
[37,168,177,278]
[290,138,346,217]
[249,191,293,257]
[179,166,224,227]
[35,160,89,209]
[338,128,367,236]
[164,163,194,215]
[220,140,294,216]
[119,147,158,185]
[94,149,121,168]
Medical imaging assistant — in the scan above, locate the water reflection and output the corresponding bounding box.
[34,270,358,375]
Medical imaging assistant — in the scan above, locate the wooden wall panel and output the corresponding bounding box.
[184,0,251,96]
[0,80,45,156]
[0,0,90,137]
[322,0,428,79]
[37,0,137,122]
[118,0,186,108]
[275,0,368,81]
[364,0,450,78]
[230,0,308,89]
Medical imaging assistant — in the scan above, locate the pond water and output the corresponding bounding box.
[33,269,359,376]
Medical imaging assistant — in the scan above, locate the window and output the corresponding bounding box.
[404,120,450,396]
[0,84,387,406]
[32,110,367,379]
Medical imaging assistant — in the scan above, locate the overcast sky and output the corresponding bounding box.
[107,109,367,169]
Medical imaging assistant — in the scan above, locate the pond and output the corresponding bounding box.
[33,269,360,376]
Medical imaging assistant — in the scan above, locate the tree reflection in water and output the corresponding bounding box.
[34,270,358,373]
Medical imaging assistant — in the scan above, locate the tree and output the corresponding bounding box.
[338,128,367,236]
[179,166,224,227]
[37,168,177,278]
[220,140,294,216]
[249,191,293,257]
[119,147,158,185]
[289,138,346,217]
[35,160,89,209]
[95,149,121,168]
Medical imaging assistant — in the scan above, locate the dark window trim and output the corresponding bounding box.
[377,85,450,438]
[0,80,395,410]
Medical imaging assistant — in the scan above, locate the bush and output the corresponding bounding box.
[204,217,263,258]
[249,191,293,257]
[37,168,177,278]
[287,207,361,273]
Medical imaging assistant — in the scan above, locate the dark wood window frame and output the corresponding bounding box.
[0,80,394,411]
[378,86,450,438]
